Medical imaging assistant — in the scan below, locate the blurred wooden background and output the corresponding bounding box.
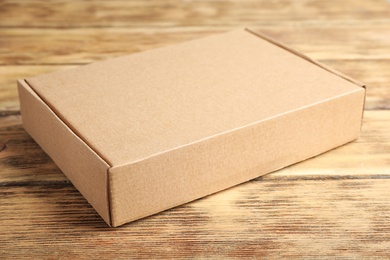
[1,0,389,258]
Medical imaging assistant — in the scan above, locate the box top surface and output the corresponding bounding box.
[26,29,362,166]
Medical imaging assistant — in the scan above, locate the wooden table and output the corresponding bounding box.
[1,0,389,258]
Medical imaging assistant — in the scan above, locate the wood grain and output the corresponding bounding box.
[1,0,389,28]
[1,177,389,258]
[0,0,389,258]
[2,26,390,65]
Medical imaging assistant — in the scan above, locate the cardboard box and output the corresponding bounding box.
[18,28,365,227]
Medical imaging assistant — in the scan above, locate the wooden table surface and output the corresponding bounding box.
[1,0,390,258]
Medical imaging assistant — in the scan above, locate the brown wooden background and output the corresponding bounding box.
[1,0,390,258]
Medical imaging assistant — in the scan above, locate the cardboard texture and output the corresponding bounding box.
[18,28,366,227]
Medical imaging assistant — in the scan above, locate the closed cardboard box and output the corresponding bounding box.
[18,28,365,227]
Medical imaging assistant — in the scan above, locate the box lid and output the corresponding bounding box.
[25,28,363,167]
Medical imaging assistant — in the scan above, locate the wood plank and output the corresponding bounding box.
[1,178,389,258]
[1,111,389,185]
[1,0,389,28]
[323,60,390,110]
[1,0,388,257]
[1,58,388,111]
[1,26,390,66]
[0,28,217,65]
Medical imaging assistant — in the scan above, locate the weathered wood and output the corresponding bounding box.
[1,26,390,66]
[1,0,390,258]
[323,60,390,110]
[0,178,389,258]
[1,0,389,28]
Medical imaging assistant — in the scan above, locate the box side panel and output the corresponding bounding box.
[18,80,111,225]
[110,89,365,227]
